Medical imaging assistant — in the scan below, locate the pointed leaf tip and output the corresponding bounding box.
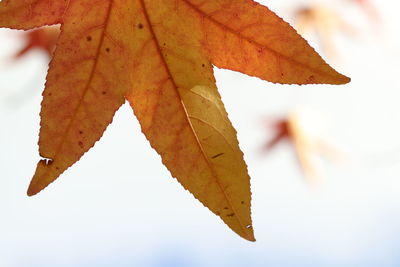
[26,159,54,196]
[343,75,351,84]
[240,227,256,242]
[26,187,36,197]
[333,73,351,85]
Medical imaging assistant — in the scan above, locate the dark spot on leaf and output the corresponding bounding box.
[48,93,52,96]
[79,130,83,134]
[224,207,228,210]
[202,63,205,67]
[202,135,212,141]
[78,141,84,148]
[241,201,245,204]
[138,23,143,29]
[227,213,235,217]
[212,153,224,159]
[216,211,220,215]
[105,48,110,52]
[86,36,92,42]
[102,91,107,95]
[55,166,60,170]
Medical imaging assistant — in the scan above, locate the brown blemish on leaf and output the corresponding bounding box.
[212,152,224,159]
[307,75,316,83]
[227,213,235,217]
[138,23,143,29]
[86,36,92,41]
[78,141,83,148]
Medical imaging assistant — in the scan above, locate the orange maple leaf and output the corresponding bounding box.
[0,0,349,241]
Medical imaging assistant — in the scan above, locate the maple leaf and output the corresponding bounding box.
[262,110,344,185]
[0,0,349,241]
[352,0,380,23]
[13,26,60,60]
[262,114,321,184]
[293,4,358,59]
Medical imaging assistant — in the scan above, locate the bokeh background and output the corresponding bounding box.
[1,0,400,266]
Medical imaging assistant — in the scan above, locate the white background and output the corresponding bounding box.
[1,0,400,266]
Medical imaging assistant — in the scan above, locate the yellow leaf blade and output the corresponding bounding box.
[27,0,136,195]
[126,0,254,240]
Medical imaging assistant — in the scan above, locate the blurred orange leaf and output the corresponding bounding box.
[294,4,358,59]
[0,0,349,241]
[263,111,343,185]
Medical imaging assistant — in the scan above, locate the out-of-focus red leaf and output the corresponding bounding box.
[351,0,381,25]
[14,26,60,60]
